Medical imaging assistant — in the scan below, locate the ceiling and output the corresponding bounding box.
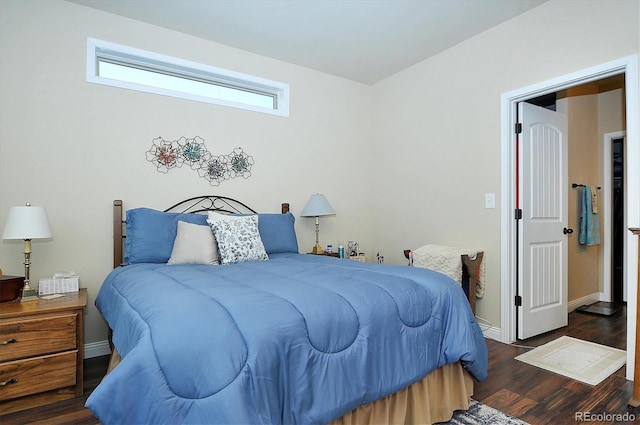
[69,0,547,85]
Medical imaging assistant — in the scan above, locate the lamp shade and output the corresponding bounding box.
[2,205,52,240]
[300,194,335,217]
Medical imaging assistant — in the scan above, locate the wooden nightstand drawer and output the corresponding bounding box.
[0,289,86,413]
[0,313,77,362]
[0,351,77,401]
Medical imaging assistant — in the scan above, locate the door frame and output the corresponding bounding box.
[500,55,639,380]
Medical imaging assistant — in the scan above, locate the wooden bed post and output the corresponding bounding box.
[113,200,123,268]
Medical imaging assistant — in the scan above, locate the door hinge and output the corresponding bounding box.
[515,209,522,220]
[515,123,523,134]
[515,295,522,307]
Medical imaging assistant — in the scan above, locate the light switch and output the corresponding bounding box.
[485,193,496,209]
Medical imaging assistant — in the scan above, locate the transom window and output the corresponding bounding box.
[86,38,289,117]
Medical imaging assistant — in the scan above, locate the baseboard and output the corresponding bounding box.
[84,340,111,359]
[478,293,604,343]
[482,325,501,342]
[568,292,605,313]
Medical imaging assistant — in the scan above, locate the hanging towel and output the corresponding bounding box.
[579,185,600,246]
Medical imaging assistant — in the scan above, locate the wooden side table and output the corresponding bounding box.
[0,288,87,414]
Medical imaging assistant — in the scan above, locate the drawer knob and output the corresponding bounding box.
[0,338,17,345]
[0,378,18,387]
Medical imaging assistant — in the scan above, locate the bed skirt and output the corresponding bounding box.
[105,350,472,424]
[332,362,473,424]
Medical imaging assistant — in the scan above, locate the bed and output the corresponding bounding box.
[85,196,488,424]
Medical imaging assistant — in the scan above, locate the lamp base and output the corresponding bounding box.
[20,286,38,302]
[311,244,324,254]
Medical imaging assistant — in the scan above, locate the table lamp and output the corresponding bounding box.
[2,203,52,302]
[300,194,335,254]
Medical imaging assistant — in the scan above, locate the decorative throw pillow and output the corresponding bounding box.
[168,221,219,265]
[207,215,268,264]
[207,211,298,254]
[256,212,299,254]
[125,208,208,264]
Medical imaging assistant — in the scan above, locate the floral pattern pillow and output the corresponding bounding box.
[207,215,268,264]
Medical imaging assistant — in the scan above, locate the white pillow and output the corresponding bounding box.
[167,221,219,265]
[207,215,268,264]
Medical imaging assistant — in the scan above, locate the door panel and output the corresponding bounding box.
[518,102,568,339]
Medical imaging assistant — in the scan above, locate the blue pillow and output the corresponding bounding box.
[125,208,207,264]
[257,212,299,254]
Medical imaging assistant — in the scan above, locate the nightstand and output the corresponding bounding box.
[0,288,87,414]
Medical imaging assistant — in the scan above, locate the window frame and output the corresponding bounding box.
[86,37,289,117]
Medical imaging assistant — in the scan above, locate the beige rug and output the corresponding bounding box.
[515,336,626,386]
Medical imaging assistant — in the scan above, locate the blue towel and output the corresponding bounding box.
[579,185,600,246]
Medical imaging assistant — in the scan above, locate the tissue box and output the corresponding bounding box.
[38,276,79,295]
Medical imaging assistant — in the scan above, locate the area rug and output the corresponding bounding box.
[443,399,529,424]
[515,336,626,385]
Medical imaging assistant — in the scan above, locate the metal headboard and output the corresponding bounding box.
[163,195,257,215]
[113,196,290,268]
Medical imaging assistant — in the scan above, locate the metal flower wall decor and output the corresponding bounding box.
[146,136,254,186]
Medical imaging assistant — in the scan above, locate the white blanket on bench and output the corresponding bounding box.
[411,244,485,298]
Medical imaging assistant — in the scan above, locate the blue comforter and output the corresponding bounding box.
[86,253,487,424]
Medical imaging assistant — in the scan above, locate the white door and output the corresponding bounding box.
[518,102,569,339]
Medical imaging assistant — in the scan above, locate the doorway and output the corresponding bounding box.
[500,55,639,380]
[514,76,625,340]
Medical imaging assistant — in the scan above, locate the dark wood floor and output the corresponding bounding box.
[475,301,635,425]
[1,302,634,424]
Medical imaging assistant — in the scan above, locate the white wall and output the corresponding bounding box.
[371,0,639,329]
[0,0,374,346]
[1,0,638,349]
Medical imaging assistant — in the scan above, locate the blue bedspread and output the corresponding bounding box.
[86,253,487,424]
